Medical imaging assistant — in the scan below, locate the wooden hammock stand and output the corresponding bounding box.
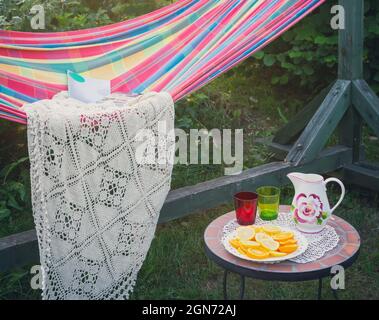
[0,0,378,272]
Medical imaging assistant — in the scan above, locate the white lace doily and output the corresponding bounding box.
[222,212,339,264]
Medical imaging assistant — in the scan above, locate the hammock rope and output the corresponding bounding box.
[0,0,325,124]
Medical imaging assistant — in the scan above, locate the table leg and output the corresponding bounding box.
[223,270,245,300]
[317,278,323,300]
[223,270,228,299]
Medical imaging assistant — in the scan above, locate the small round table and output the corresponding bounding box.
[204,205,360,300]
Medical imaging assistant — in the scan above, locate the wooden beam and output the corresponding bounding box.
[267,141,291,161]
[338,0,364,80]
[161,146,352,223]
[255,136,291,160]
[336,0,365,162]
[0,230,39,273]
[338,106,364,162]
[342,163,379,192]
[0,146,352,272]
[272,84,333,145]
[352,80,379,138]
[286,80,351,166]
[161,162,287,223]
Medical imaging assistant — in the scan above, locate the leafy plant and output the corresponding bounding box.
[0,157,31,222]
[0,0,173,31]
[252,0,379,94]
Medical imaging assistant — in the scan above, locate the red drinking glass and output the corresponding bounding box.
[234,192,258,225]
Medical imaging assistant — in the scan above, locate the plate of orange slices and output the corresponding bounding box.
[222,224,308,263]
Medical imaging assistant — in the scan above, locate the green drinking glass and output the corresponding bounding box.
[257,186,280,221]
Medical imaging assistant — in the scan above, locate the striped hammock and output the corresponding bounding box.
[0,0,325,124]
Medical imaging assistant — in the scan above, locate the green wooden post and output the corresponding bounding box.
[274,0,366,162]
[338,0,364,80]
[353,80,379,138]
[338,0,364,162]
[285,80,350,166]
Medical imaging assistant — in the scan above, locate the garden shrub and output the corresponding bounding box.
[253,0,379,94]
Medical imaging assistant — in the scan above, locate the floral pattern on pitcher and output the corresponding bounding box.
[287,172,346,233]
[292,193,328,226]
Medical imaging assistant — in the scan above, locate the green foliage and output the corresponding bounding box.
[0,266,40,299]
[365,0,379,93]
[0,0,25,28]
[0,121,32,232]
[253,0,379,94]
[253,4,337,90]
[0,0,173,31]
[0,157,30,221]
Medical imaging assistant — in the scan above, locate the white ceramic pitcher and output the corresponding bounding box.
[287,172,345,233]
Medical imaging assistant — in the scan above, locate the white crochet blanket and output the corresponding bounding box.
[23,91,175,300]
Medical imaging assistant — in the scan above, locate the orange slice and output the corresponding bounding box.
[269,251,287,257]
[255,232,272,243]
[246,248,270,259]
[229,239,241,250]
[237,247,247,256]
[272,232,294,241]
[278,244,298,254]
[262,225,282,234]
[259,238,280,251]
[279,239,297,246]
[251,225,264,233]
[236,226,256,241]
[240,240,261,248]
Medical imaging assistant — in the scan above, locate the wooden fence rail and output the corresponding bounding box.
[0,146,353,272]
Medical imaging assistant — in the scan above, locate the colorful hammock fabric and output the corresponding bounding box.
[0,0,325,124]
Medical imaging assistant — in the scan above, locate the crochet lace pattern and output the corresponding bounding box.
[24,91,174,299]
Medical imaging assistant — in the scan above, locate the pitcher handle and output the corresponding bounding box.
[324,177,345,214]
